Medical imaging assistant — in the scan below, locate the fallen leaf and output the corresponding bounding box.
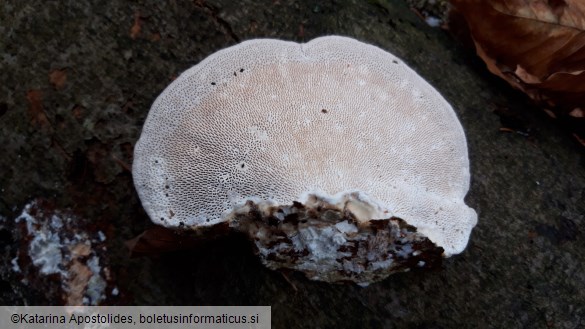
[450,0,585,142]
[248,20,258,33]
[150,32,161,41]
[26,90,51,129]
[71,105,84,122]
[85,140,115,184]
[130,12,142,39]
[49,68,67,90]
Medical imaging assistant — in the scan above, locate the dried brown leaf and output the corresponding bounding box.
[49,68,67,90]
[71,105,84,122]
[26,90,51,129]
[451,0,585,142]
[150,32,161,42]
[130,12,142,39]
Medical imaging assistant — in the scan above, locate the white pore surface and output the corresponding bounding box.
[132,36,477,256]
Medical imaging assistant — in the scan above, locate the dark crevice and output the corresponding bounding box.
[193,0,240,42]
[0,103,7,118]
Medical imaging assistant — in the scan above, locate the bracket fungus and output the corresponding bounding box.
[133,36,477,285]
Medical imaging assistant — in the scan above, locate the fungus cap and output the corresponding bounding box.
[133,36,477,260]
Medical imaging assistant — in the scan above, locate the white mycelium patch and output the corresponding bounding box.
[231,193,443,285]
[133,36,477,283]
[14,201,108,305]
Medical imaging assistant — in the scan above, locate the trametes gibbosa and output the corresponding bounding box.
[133,36,477,285]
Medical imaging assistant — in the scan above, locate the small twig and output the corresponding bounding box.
[280,271,298,292]
[112,154,132,173]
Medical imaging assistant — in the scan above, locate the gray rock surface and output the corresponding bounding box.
[0,0,583,328]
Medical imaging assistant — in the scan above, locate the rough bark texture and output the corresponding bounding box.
[0,0,583,328]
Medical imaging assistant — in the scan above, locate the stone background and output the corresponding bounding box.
[0,1,583,328]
